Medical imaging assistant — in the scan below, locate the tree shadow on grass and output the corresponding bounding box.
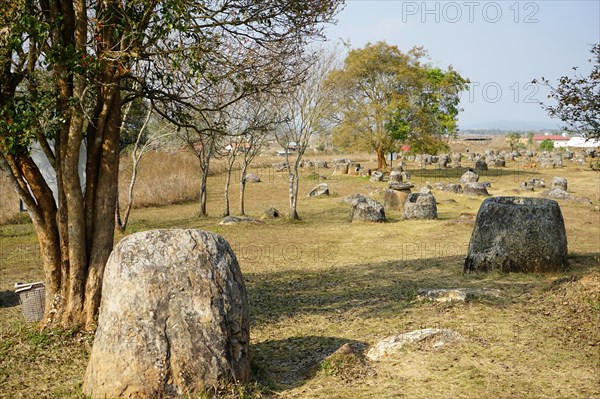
[243,252,599,394]
[0,290,19,308]
[245,253,600,328]
[246,255,466,327]
[251,335,367,390]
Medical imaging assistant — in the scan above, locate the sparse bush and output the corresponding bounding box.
[539,138,554,152]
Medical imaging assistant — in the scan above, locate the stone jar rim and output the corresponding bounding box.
[482,196,558,208]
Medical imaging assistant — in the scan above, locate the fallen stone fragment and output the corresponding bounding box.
[367,328,464,361]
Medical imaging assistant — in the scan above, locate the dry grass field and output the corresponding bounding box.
[0,151,599,398]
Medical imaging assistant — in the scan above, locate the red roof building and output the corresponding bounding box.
[533,135,570,148]
[533,135,570,141]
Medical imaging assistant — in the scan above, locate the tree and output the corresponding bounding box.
[221,95,275,216]
[174,41,291,217]
[234,97,276,216]
[535,43,600,139]
[506,132,521,151]
[223,143,241,217]
[160,22,328,217]
[328,42,467,168]
[238,126,270,216]
[0,0,343,329]
[115,108,173,232]
[527,132,535,147]
[275,48,340,220]
[539,138,554,152]
[180,126,220,217]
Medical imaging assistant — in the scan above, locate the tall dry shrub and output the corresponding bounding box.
[118,150,199,208]
[0,174,22,224]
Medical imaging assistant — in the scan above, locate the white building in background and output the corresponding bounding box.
[29,140,87,205]
[533,133,570,148]
[566,136,600,149]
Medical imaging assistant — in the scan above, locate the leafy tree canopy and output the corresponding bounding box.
[536,43,600,139]
[328,42,468,167]
[506,131,521,151]
[539,138,554,152]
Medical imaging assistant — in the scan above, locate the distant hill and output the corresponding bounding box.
[460,120,562,131]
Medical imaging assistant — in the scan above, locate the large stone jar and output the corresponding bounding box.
[464,197,568,273]
[83,229,250,398]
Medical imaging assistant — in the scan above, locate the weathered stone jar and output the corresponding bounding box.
[402,193,438,220]
[349,197,386,222]
[464,197,568,273]
[83,229,249,398]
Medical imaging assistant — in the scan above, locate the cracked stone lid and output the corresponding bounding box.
[388,182,414,191]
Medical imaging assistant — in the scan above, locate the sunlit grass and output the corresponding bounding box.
[0,155,599,398]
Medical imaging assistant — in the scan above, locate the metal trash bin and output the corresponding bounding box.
[15,282,45,322]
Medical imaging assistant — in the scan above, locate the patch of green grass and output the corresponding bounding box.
[303,171,322,181]
[317,348,366,381]
[587,299,600,311]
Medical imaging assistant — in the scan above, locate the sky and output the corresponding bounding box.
[323,0,600,130]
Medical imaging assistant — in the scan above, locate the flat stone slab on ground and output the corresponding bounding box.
[367,329,464,361]
[417,288,502,302]
[219,216,261,225]
[544,188,571,200]
[245,173,261,183]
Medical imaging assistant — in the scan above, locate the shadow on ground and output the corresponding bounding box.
[245,252,599,394]
[251,335,367,390]
[246,253,600,327]
[247,255,487,326]
[0,290,19,308]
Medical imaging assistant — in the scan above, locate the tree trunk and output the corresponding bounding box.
[288,166,299,220]
[48,12,121,328]
[224,166,232,216]
[116,105,150,233]
[115,192,123,230]
[60,110,88,328]
[116,150,139,232]
[239,164,248,216]
[82,117,120,328]
[196,140,212,217]
[199,162,209,217]
[376,146,388,170]
[1,153,63,322]
[200,176,208,217]
[293,164,299,219]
